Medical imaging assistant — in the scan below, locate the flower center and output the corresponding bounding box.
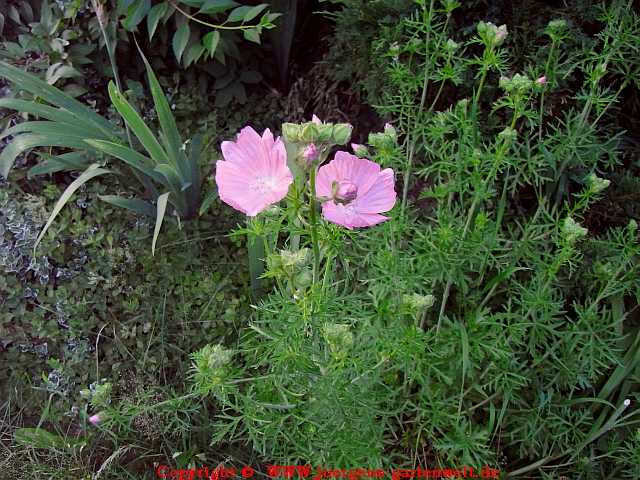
[249,178,273,195]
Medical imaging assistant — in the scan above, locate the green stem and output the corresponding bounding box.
[474,65,490,107]
[308,167,321,285]
[401,0,436,209]
[171,2,256,30]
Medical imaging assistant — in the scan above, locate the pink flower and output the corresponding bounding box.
[315,152,396,229]
[536,76,547,84]
[216,127,293,216]
[89,414,101,424]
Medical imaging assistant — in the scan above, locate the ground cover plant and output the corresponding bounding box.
[1,0,640,478]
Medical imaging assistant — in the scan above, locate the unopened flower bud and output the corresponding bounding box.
[445,38,460,53]
[384,123,397,141]
[562,217,588,244]
[302,144,317,162]
[89,412,111,423]
[295,143,318,171]
[332,180,358,203]
[351,143,369,158]
[498,127,517,142]
[536,76,547,84]
[300,123,318,143]
[317,123,333,142]
[293,269,312,287]
[311,114,322,125]
[282,123,300,143]
[586,173,610,193]
[332,123,353,144]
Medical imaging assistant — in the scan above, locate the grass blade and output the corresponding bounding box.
[34,164,112,250]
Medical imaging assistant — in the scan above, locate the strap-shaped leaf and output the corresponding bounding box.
[138,48,184,168]
[28,152,94,177]
[98,195,156,217]
[35,164,113,250]
[0,121,112,141]
[0,99,120,140]
[152,192,170,256]
[154,163,184,195]
[84,139,171,189]
[108,82,176,172]
[199,186,219,216]
[0,60,120,135]
[0,132,102,178]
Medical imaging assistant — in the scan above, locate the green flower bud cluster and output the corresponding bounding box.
[498,127,518,142]
[190,344,234,386]
[586,173,611,194]
[477,21,508,48]
[544,19,567,41]
[402,293,436,314]
[322,323,354,360]
[282,119,353,146]
[368,123,398,149]
[499,73,534,94]
[561,217,588,244]
[79,381,113,408]
[266,248,312,286]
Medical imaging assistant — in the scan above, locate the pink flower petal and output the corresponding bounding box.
[316,152,380,198]
[216,127,293,216]
[321,202,390,230]
[352,168,396,213]
[316,152,396,229]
